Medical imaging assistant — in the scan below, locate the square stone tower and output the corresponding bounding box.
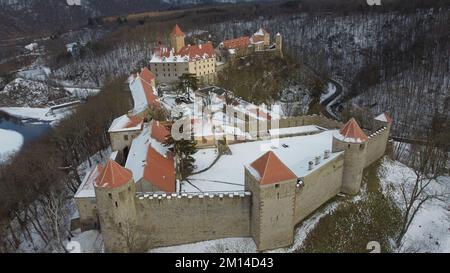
[245,151,297,251]
[170,24,185,54]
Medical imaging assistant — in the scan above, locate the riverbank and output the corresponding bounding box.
[0,128,24,163]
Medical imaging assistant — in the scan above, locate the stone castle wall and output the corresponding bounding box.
[294,153,345,224]
[278,115,344,130]
[364,126,389,168]
[134,192,252,249]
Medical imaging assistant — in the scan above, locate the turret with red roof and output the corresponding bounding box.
[332,118,368,195]
[245,151,297,250]
[94,159,137,252]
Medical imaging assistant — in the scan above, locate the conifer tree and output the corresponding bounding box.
[163,122,197,179]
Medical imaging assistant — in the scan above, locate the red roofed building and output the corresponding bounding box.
[143,146,176,192]
[95,160,133,189]
[177,42,215,61]
[171,24,185,37]
[222,36,250,50]
[151,120,170,143]
[248,151,297,185]
[139,67,155,87]
[337,118,368,143]
[150,24,216,84]
[141,79,159,108]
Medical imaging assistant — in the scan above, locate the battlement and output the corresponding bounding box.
[368,126,388,140]
[277,114,345,130]
[136,191,251,201]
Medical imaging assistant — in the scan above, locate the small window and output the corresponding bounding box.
[360,144,365,150]
[275,184,280,188]
[115,201,118,208]
[124,135,129,141]
[108,193,112,199]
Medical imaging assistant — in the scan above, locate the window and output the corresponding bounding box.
[115,201,118,208]
[275,184,280,188]
[124,135,128,141]
[360,144,365,150]
[108,193,112,199]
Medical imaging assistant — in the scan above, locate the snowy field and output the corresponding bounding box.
[0,129,24,162]
[182,129,339,192]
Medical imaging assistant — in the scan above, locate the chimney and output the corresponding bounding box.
[314,156,321,165]
[127,110,133,117]
[308,161,314,170]
[324,149,330,159]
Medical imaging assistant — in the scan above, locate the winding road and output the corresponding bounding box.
[320,79,343,120]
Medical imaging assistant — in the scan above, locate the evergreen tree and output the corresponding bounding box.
[177,73,198,100]
[163,122,197,179]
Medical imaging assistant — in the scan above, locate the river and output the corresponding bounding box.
[0,112,51,144]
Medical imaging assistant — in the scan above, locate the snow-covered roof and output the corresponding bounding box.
[129,75,159,114]
[269,125,322,138]
[374,112,393,124]
[182,129,343,192]
[74,165,103,198]
[108,114,144,133]
[334,118,368,143]
[150,42,215,63]
[125,123,172,186]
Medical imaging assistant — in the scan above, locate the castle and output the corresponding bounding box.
[148,25,283,85]
[149,25,217,84]
[73,25,392,253]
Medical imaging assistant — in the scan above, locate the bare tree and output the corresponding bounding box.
[395,133,449,248]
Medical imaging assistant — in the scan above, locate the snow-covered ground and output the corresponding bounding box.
[379,158,450,252]
[0,129,24,162]
[0,106,74,124]
[65,229,103,253]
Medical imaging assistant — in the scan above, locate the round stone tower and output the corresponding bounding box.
[170,24,185,54]
[94,159,137,252]
[332,118,368,195]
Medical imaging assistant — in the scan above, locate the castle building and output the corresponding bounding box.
[75,110,393,252]
[149,24,216,84]
[218,27,282,59]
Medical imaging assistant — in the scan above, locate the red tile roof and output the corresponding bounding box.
[144,146,176,192]
[222,36,250,50]
[95,160,133,189]
[141,79,159,107]
[151,120,170,143]
[250,35,265,44]
[177,42,215,60]
[125,115,144,129]
[139,67,155,84]
[340,118,368,142]
[250,151,297,185]
[171,24,185,37]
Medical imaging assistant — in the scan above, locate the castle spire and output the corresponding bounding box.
[249,151,297,185]
[95,159,133,189]
[338,118,368,143]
